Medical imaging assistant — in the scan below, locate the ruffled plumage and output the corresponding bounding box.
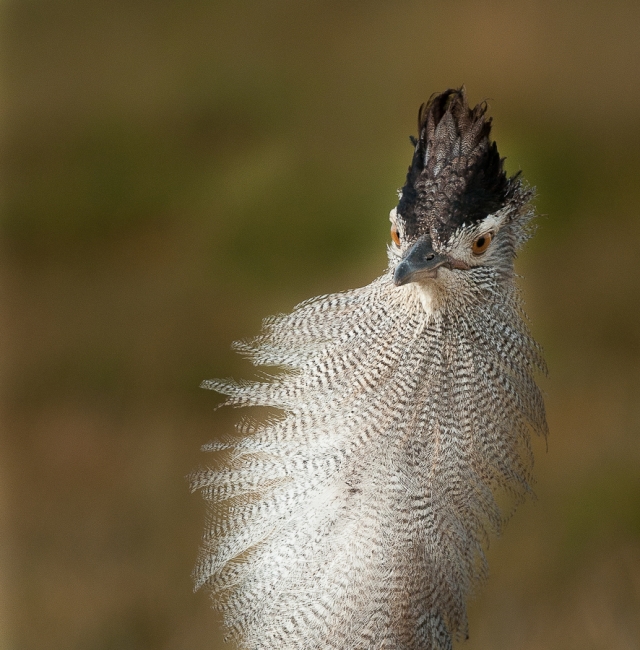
[193,263,547,649]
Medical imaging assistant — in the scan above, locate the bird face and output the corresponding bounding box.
[388,88,531,294]
[390,207,514,287]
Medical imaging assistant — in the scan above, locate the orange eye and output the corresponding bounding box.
[472,232,493,255]
[391,225,401,246]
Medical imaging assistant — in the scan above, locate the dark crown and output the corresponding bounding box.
[397,88,523,243]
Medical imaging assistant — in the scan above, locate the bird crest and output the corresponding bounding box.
[397,87,528,246]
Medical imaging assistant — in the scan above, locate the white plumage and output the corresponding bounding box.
[192,88,547,650]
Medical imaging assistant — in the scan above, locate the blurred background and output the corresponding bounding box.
[2,1,640,648]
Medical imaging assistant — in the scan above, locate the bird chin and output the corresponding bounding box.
[413,268,440,282]
[412,281,437,316]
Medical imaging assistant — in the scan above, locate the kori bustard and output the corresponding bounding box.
[192,88,548,650]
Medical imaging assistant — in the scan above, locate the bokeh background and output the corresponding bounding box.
[2,1,640,648]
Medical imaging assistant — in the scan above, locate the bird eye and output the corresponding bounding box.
[472,232,493,255]
[391,225,401,246]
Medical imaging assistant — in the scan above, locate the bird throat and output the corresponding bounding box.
[409,280,437,317]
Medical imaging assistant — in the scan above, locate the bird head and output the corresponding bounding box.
[390,88,533,299]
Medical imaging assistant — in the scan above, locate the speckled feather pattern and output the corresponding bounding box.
[193,273,546,650]
[192,88,548,650]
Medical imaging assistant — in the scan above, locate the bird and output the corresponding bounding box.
[191,87,548,650]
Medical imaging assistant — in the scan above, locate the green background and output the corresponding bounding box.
[2,1,640,648]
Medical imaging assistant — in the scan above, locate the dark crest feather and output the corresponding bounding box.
[397,87,522,242]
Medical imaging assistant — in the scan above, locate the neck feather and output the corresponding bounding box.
[194,272,547,650]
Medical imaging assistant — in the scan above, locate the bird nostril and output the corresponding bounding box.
[426,253,435,261]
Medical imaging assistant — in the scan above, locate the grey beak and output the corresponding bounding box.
[393,236,448,286]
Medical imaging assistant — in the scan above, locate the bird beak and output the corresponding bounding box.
[393,236,449,286]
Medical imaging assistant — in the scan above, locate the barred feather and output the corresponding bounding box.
[193,88,547,650]
[193,274,546,648]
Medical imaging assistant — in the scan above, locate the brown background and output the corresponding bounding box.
[2,1,640,648]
